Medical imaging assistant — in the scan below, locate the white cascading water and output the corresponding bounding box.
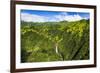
[55,45,58,54]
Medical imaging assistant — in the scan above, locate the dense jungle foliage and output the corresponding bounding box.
[21,19,89,63]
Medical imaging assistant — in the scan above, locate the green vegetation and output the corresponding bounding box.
[21,19,90,63]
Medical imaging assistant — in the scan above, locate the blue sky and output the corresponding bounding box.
[21,9,90,22]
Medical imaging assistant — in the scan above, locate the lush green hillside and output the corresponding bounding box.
[21,19,90,63]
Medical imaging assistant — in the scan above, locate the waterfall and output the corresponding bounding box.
[55,45,58,54]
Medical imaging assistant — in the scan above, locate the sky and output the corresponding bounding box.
[21,9,90,22]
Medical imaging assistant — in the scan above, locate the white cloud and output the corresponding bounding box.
[54,12,83,22]
[65,14,83,21]
[21,13,46,22]
[21,12,85,22]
